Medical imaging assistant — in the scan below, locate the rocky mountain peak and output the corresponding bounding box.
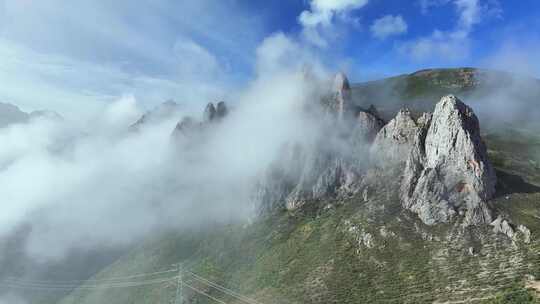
[330,72,352,120]
[354,111,384,142]
[333,72,351,92]
[172,116,197,140]
[171,101,229,141]
[255,87,498,228]
[129,100,182,131]
[203,101,228,123]
[216,101,228,119]
[0,102,64,127]
[0,102,30,127]
[254,72,387,213]
[371,109,429,165]
[203,103,217,122]
[400,95,496,226]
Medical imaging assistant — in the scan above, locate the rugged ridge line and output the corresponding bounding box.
[169,73,501,229]
[254,73,499,228]
[254,73,383,213]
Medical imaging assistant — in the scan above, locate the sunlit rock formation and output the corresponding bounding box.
[399,95,496,225]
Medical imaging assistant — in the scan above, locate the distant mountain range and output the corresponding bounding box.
[352,67,540,122]
[0,102,63,128]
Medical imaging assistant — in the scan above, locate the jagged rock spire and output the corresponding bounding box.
[203,101,228,123]
[171,101,230,141]
[331,72,352,120]
[400,95,496,226]
[203,103,217,122]
[371,109,429,165]
[129,100,182,132]
[172,116,197,139]
[216,101,228,119]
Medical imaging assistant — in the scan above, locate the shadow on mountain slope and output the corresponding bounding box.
[495,169,540,197]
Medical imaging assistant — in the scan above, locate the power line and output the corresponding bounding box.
[174,263,183,304]
[183,282,228,304]
[184,270,260,304]
[0,277,176,290]
[2,268,177,284]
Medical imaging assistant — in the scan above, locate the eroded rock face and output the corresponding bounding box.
[353,111,384,142]
[371,110,430,166]
[255,73,384,212]
[172,116,197,139]
[130,100,182,132]
[400,95,496,226]
[253,85,497,229]
[0,102,29,127]
[518,225,532,244]
[170,101,229,141]
[333,72,352,120]
[322,72,354,121]
[203,103,217,122]
[491,216,515,239]
[216,101,228,119]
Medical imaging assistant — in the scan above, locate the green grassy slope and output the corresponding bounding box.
[58,68,540,304]
[60,152,540,303]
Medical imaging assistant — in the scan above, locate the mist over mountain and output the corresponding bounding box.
[2,66,540,303]
[1,1,540,303]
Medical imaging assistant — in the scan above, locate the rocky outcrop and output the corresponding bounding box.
[0,102,65,128]
[254,82,497,228]
[170,101,229,140]
[332,72,352,120]
[371,110,430,165]
[518,225,532,244]
[353,111,384,142]
[0,102,30,127]
[489,216,532,244]
[400,95,496,226]
[130,100,182,131]
[321,72,355,121]
[490,216,515,239]
[202,101,228,123]
[203,103,216,122]
[172,116,197,139]
[255,73,384,212]
[216,101,228,119]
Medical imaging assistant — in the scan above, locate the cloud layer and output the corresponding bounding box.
[370,15,408,40]
[0,28,334,262]
[298,0,369,47]
[400,0,501,62]
[0,0,262,120]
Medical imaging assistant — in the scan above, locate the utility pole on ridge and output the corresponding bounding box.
[174,263,183,304]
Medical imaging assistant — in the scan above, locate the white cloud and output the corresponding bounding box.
[299,0,369,27]
[0,1,261,120]
[400,30,472,61]
[255,33,323,77]
[173,37,221,78]
[298,0,369,47]
[370,15,408,40]
[0,38,227,122]
[454,0,481,37]
[482,40,540,78]
[402,0,500,61]
[0,38,332,261]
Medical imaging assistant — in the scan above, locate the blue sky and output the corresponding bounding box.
[0,0,539,118]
